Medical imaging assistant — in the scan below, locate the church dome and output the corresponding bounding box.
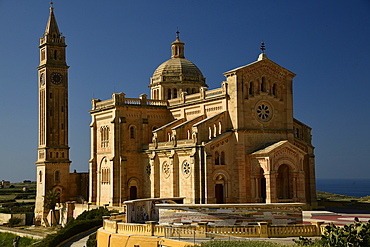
[150,32,206,86]
[151,58,205,85]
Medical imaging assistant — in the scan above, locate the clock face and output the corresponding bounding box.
[40,73,45,86]
[51,72,63,85]
[255,101,273,122]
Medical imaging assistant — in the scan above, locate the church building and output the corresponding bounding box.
[35,4,317,221]
[89,35,317,208]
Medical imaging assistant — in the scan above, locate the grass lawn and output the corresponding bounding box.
[317,191,370,202]
[0,232,38,247]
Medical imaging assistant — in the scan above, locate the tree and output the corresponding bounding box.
[44,190,60,226]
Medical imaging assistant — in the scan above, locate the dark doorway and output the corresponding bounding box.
[129,186,137,200]
[215,184,224,204]
[260,176,266,202]
[277,164,292,199]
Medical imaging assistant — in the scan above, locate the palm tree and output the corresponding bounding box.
[44,190,60,226]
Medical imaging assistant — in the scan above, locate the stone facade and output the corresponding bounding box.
[89,35,317,208]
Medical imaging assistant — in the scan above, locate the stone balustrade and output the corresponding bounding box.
[102,218,324,238]
[92,93,167,111]
[205,88,223,97]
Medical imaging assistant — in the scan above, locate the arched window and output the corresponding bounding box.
[167,89,172,99]
[100,126,110,147]
[55,170,60,183]
[213,124,217,137]
[208,127,212,139]
[130,126,136,139]
[39,171,42,183]
[186,88,190,94]
[153,90,157,100]
[173,88,178,98]
[192,88,196,94]
[220,151,225,165]
[187,129,191,139]
[295,128,300,138]
[249,82,254,95]
[261,77,266,92]
[215,151,220,165]
[272,83,277,96]
[218,122,222,135]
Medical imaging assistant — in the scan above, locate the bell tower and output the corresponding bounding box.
[35,3,71,223]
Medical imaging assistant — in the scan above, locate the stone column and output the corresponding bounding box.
[146,221,156,236]
[265,172,277,203]
[313,221,324,235]
[197,222,208,238]
[258,222,269,238]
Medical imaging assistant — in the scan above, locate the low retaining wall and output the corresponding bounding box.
[97,229,194,247]
[0,213,29,226]
[102,219,324,239]
[157,203,304,225]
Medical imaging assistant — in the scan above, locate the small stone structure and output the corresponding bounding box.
[157,203,304,225]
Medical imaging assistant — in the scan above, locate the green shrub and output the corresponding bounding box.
[8,217,22,226]
[32,219,101,247]
[86,232,97,247]
[32,207,113,247]
[76,207,112,221]
[320,220,370,247]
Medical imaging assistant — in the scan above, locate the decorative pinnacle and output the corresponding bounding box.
[260,42,266,54]
[50,2,54,11]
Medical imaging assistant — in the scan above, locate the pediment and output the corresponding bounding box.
[250,140,306,158]
[224,57,295,81]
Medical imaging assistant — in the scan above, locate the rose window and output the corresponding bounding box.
[256,102,273,122]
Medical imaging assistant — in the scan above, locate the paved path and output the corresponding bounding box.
[303,210,370,226]
[60,228,96,247]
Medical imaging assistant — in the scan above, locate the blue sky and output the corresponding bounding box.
[0,0,369,182]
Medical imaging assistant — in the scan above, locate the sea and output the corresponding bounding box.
[316,179,370,198]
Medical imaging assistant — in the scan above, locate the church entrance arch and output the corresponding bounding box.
[214,174,226,204]
[128,178,139,200]
[129,186,137,200]
[215,184,224,203]
[277,164,293,199]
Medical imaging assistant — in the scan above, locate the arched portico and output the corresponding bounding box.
[250,140,306,204]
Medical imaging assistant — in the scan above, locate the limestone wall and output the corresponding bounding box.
[0,213,26,226]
